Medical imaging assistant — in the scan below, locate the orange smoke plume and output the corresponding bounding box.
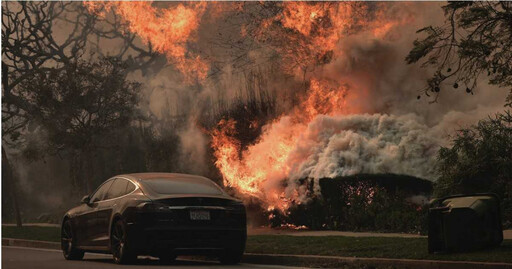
[84,1,208,82]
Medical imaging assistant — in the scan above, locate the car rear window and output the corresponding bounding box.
[142,177,224,195]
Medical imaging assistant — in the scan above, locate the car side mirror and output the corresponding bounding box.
[81,195,90,204]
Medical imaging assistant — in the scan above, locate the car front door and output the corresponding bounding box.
[92,178,131,248]
[85,179,114,248]
[72,203,96,247]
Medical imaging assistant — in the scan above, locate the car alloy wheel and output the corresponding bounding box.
[111,219,136,264]
[61,220,84,260]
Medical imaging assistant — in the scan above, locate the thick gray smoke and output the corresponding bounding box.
[235,112,441,205]
[287,113,440,182]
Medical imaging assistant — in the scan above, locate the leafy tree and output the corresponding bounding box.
[2,1,159,219]
[435,111,512,225]
[2,1,158,142]
[17,57,141,193]
[2,1,96,225]
[2,1,96,141]
[406,2,512,104]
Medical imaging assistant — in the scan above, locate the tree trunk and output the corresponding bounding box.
[2,147,23,227]
[82,148,94,194]
[2,63,22,227]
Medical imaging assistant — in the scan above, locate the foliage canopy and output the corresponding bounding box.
[406,2,512,104]
[435,111,512,224]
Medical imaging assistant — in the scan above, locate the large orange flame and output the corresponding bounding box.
[84,1,208,82]
[211,79,354,211]
[254,2,406,77]
[210,2,411,211]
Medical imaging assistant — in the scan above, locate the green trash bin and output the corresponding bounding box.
[428,193,503,253]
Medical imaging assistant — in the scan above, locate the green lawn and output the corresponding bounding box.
[246,235,512,263]
[3,226,60,243]
[3,226,512,263]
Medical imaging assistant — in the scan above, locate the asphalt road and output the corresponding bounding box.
[2,247,307,269]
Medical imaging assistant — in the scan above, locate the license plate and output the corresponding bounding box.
[190,210,210,220]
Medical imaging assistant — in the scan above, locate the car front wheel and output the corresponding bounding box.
[111,219,137,264]
[61,219,84,260]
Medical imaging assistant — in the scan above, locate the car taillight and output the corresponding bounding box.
[226,201,246,212]
[136,202,173,212]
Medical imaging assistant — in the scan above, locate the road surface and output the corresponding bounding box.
[2,246,308,269]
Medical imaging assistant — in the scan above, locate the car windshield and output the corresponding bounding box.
[142,177,224,195]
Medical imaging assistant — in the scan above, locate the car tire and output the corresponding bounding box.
[219,249,243,265]
[61,219,85,260]
[111,219,137,264]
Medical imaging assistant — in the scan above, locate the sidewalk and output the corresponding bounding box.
[249,227,512,239]
[248,227,425,238]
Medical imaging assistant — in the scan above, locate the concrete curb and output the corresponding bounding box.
[242,253,512,269]
[3,238,512,268]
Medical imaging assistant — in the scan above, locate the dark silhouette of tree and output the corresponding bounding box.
[2,1,95,142]
[435,111,512,225]
[2,1,158,142]
[2,147,22,227]
[1,1,161,221]
[406,2,512,104]
[18,57,141,193]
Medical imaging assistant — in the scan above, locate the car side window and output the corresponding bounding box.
[105,178,130,200]
[125,181,136,194]
[90,179,114,203]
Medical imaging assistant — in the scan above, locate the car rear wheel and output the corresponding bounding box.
[158,254,177,264]
[111,219,137,264]
[61,219,84,260]
[219,249,243,265]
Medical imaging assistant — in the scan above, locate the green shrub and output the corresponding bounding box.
[435,111,512,227]
[270,174,432,233]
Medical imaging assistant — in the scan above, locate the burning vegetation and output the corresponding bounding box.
[82,1,423,213]
[84,1,208,82]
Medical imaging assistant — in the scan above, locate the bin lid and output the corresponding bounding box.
[438,194,500,216]
[442,195,496,209]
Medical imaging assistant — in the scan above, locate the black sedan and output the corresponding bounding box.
[61,173,247,264]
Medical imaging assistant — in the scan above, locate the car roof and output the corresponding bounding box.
[115,172,237,200]
[118,172,213,182]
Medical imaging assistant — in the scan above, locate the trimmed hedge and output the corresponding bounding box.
[270,174,432,234]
